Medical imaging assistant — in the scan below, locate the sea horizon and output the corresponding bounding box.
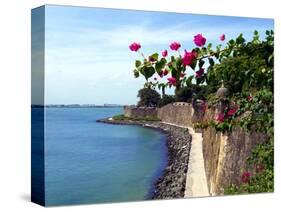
[31,104,126,108]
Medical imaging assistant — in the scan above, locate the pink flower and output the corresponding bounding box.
[247,95,253,102]
[227,107,237,117]
[195,68,204,78]
[220,34,226,41]
[182,50,197,66]
[215,113,225,122]
[159,71,164,78]
[162,50,168,57]
[180,72,186,78]
[241,171,251,184]
[193,34,206,47]
[129,42,141,51]
[169,42,181,51]
[167,77,177,86]
[163,69,169,76]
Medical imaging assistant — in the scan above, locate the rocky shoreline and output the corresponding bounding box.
[97,118,192,199]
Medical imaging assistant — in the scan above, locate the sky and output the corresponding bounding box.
[32,5,274,105]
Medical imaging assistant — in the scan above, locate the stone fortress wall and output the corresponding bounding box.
[124,103,266,195]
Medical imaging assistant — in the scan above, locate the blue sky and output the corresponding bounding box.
[33,5,273,105]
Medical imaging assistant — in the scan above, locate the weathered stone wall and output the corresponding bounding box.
[157,102,194,126]
[124,106,158,118]
[201,107,267,195]
[157,102,205,126]
[123,103,267,196]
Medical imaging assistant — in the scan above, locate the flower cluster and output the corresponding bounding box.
[220,34,226,41]
[169,42,181,51]
[215,102,238,123]
[129,33,226,90]
[167,77,177,86]
[193,34,206,47]
[129,42,141,51]
[215,113,225,122]
[182,50,197,66]
[241,171,251,184]
[162,50,168,57]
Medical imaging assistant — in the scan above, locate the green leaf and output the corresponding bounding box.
[253,30,260,44]
[176,57,183,67]
[150,53,159,61]
[199,59,205,68]
[189,59,197,70]
[171,60,177,70]
[133,69,139,78]
[135,60,141,68]
[138,66,145,77]
[201,47,207,54]
[236,33,245,44]
[143,66,155,80]
[155,58,167,73]
[228,39,235,46]
[171,68,177,78]
[186,76,193,85]
[208,58,215,66]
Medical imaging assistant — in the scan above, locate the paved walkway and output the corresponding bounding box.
[161,122,210,198]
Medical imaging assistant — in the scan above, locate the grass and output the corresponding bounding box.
[112,114,161,122]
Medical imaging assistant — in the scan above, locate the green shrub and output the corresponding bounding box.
[175,86,194,102]
[112,114,160,122]
[112,114,128,120]
[158,94,176,107]
[137,88,161,107]
[175,84,210,102]
[225,139,274,194]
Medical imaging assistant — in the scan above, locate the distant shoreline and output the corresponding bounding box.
[31,104,124,108]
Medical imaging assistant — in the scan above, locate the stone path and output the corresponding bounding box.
[162,122,210,198]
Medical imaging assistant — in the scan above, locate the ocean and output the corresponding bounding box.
[32,107,168,206]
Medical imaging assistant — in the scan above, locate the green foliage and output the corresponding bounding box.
[235,89,273,134]
[190,30,274,194]
[134,58,156,81]
[209,120,234,133]
[175,86,194,102]
[155,58,167,73]
[158,94,177,107]
[137,88,161,107]
[205,30,274,95]
[112,114,160,122]
[175,84,210,102]
[112,114,127,120]
[222,31,274,194]
[225,139,274,194]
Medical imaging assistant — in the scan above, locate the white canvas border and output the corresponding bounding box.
[0,0,280,211]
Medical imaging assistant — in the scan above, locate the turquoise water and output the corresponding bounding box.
[43,107,167,206]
